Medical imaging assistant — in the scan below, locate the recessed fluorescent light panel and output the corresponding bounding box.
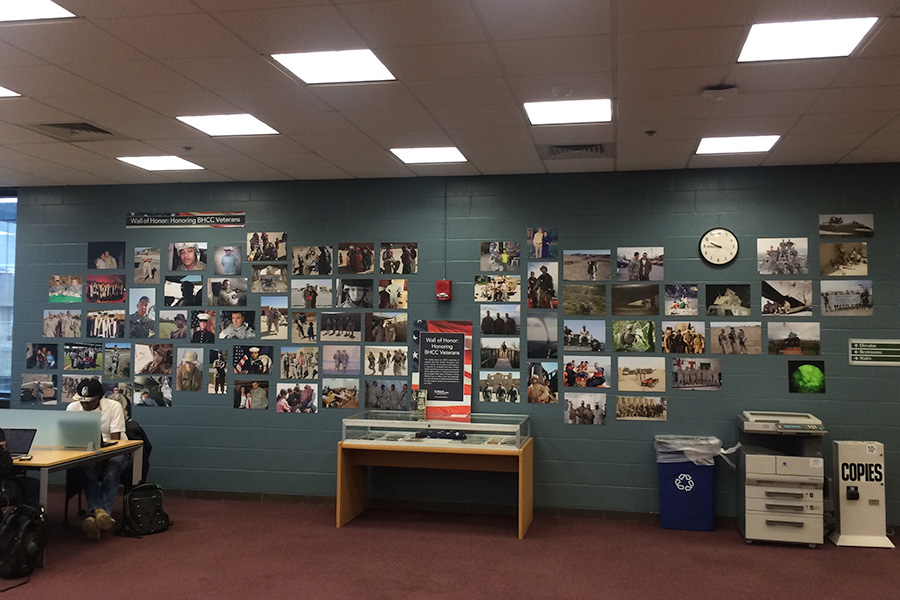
[271,49,395,84]
[0,1,76,22]
[523,99,612,125]
[0,86,19,98]
[177,114,278,137]
[390,147,467,164]
[117,156,204,171]
[696,135,780,155]
[738,17,878,62]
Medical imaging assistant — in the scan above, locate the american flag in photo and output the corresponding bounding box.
[233,350,248,374]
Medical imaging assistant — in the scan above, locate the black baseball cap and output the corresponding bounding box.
[73,378,103,401]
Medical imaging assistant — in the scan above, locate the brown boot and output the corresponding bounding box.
[93,508,116,531]
[83,516,100,541]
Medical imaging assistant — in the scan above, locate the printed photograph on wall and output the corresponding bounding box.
[525,262,558,309]
[128,288,156,338]
[480,337,520,369]
[616,247,664,281]
[21,374,56,406]
[789,360,826,393]
[611,283,658,316]
[25,343,58,369]
[526,361,558,404]
[480,241,520,272]
[380,242,418,275]
[291,312,318,344]
[208,277,247,306]
[260,296,289,340]
[208,349,228,395]
[821,279,873,316]
[290,279,333,309]
[246,231,287,262]
[660,321,706,354]
[768,322,821,356]
[275,383,318,413]
[364,346,408,377]
[364,379,409,411]
[321,311,362,342]
[102,382,130,418]
[63,342,103,372]
[366,312,407,343]
[562,355,610,388]
[819,213,874,238]
[665,284,698,316]
[563,319,605,352]
[219,310,256,340]
[104,343,130,381]
[757,237,808,275]
[232,345,274,375]
[86,274,126,303]
[213,245,242,276]
[479,371,520,403]
[134,343,172,375]
[672,357,722,391]
[333,278,373,308]
[479,304,520,335]
[251,265,288,293]
[87,309,125,339]
[820,242,867,277]
[175,348,204,392]
[617,356,665,393]
[292,245,332,276]
[612,320,655,353]
[134,247,160,283]
[62,374,97,403]
[159,310,188,340]
[338,242,375,274]
[190,310,216,343]
[133,376,172,407]
[233,380,268,409]
[563,249,611,282]
[709,322,763,354]
[762,280,813,316]
[322,345,361,376]
[280,347,319,380]
[164,275,203,307]
[322,378,359,409]
[44,309,82,338]
[527,314,558,359]
[474,274,521,302]
[378,279,408,309]
[705,284,751,317]
[49,276,82,303]
[562,283,606,316]
[168,242,208,272]
[565,393,606,425]
[87,241,125,270]
[527,226,558,259]
[617,396,667,421]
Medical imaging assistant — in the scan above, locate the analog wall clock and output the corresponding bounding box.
[700,228,739,265]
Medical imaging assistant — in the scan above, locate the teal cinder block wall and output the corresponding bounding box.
[11,163,900,521]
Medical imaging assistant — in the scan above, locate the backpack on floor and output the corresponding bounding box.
[121,483,171,537]
[0,504,49,580]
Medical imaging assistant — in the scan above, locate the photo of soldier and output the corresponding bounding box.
[563,250,611,282]
[134,343,173,375]
[616,247,664,281]
[25,343,58,370]
[820,242,867,277]
[526,362,558,404]
[563,319,606,352]
[246,231,286,262]
[474,274,521,302]
[526,226,557,259]
[61,374,97,403]
[208,277,247,306]
[762,280,813,316]
[616,396,667,421]
[322,345,361,376]
[336,279,374,308]
[321,311,362,342]
[128,288,157,338]
[564,393,606,425]
[208,349,228,395]
[233,380,268,409]
[63,342,103,372]
[104,343,131,381]
[767,322,820,356]
[480,304,520,336]
[525,262,558,309]
[364,379,409,411]
[527,314,558,359]
[480,241,520,272]
[164,275,203,307]
[159,310,188,339]
[21,374,57,406]
[87,310,125,339]
[86,274,126,303]
[709,322,763,354]
[43,309,82,338]
[260,296,289,340]
[821,279,873,316]
[562,283,606,316]
[251,265,288,293]
[275,383,318,413]
[611,283,658,316]
[366,312,407,343]
[48,275,83,303]
[380,242,418,275]
[191,310,216,343]
[290,279,333,308]
[705,284,751,317]
[233,345,274,375]
[364,346,408,377]
[168,242,208,272]
[480,337,520,369]
[671,358,722,391]
[280,347,319,380]
[219,310,256,340]
[378,279,407,309]
[338,242,375,274]
[292,245,332,276]
[757,238,808,275]
[563,355,611,389]
[102,382,132,419]
[321,379,359,409]
[175,348,204,392]
[660,321,706,354]
[213,245,242,276]
[134,247,160,283]
[133,376,172,407]
[291,312,318,344]
[87,241,125,270]
[665,284,699,316]
[616,356,664,392]
[479,371,520,403]
[612,320,655,353]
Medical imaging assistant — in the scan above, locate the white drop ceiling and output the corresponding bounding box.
[0,0,897,186]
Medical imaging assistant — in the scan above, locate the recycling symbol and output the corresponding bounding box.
[674,473,694,492]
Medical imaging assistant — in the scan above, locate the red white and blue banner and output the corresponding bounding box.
[411,319,472,421]
[126,211,245,228]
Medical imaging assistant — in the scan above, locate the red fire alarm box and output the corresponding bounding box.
[436,279,451,301]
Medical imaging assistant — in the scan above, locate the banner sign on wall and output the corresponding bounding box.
[126,211,245,229]
[849,339,900,366]
[411,319,472,420]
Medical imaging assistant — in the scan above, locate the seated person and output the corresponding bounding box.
[0,428,40,506]
[66,378,128,541]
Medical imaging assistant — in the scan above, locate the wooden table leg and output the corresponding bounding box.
[518,438,534,539]
[336,442,368,528]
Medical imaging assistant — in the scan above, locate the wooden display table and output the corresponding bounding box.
[337,437,533,539]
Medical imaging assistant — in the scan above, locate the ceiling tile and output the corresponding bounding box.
[377,43,502,81]
[494,36,612,77]
[215,135,311,155]
[545,157,615,173]
[0,65,106,97]
[0,21,146,64]
[3,142,108,162]
[99,117,205,140]
[124,90,242,117]
[0,123,62,144]
[809,86,900,113]
[688,153,767,169]
[617,0,754,32]
[63,61,204,94]
[474,0,612,39]
[215,86,333,115]
[341,108,441,132]
[307,82,423,111]
[858,16,900,57]
[406,78,516,107]
[708,90,820,118]
[472,159,545,175]
[702,115,799,136]
[529,123,615,145]
[0,40,49,68]
[617,119,704,142]
[162,56,294,91]
[617,27,744,71]
[764,132,871,165]
[406,163,480,177]
[341,0,486,47]
[0,98,80,123]
[429,104,526,130]
[751,0,898,23]
[462,143,541,162]
[39,94,163,123]
[727,61,845,92]
[507,72,613,104]
[616,139,695,165]
[60,0,202,18]
[144,137,239,156]
[447,126,534,147]
[617,66,728,99]
[792,111,896,135]
[266,112,359,136]
[832,56,900,87]
[617,95,710,122]
[71,139,183,158]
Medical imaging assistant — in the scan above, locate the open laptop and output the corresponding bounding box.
[4,428,37,458]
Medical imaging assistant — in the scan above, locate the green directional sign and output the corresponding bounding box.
[849,339,900,366]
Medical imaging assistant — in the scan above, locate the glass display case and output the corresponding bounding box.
[342,410,531,449]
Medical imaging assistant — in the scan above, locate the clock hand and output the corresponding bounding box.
[708,242,722,248]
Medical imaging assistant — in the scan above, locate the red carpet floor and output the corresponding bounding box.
[5,492,900,600]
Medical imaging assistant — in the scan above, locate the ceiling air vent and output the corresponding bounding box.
[537,143,614,160]
[25,121,124,142]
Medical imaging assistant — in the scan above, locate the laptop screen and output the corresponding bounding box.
[4,428,37,456]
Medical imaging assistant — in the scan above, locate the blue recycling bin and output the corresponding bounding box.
[654,436,721,531]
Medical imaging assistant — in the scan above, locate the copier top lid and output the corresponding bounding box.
[740,411,822,425]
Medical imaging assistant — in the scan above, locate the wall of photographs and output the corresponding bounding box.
[13,164,900,520]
